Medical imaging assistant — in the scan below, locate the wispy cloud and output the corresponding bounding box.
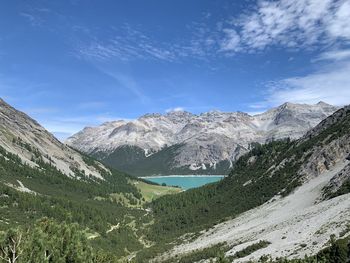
[254,48,350,107]
[17,0,350,63]
[20,12,43,26]
[76,24,178,62]
[267,63,350,106]
[314,49,350,61]
[75,1,350,63]
[97,68,150,104]
[220,0,350,53]
[19,7,51,27]
[76,17,223,63]
[220,29,241,52]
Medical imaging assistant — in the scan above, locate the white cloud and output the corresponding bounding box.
[261,58,350,107]
[315,49,350,61]
[221,0,350,52]
[166,107,185,113]
[220,29,240,51]
[327,1,350,39]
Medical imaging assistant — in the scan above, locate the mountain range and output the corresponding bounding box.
[67,101,338,176]
[0,98,349,262]
[150,104,350,262]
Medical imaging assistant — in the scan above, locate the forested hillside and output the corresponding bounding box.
[96,144,232,176]
[1,102,349,263]
[137,106,350,261]
[0,142,153,260]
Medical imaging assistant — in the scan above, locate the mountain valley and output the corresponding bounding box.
[0,99,349,263]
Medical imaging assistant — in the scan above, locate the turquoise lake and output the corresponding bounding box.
[141,175,225,190]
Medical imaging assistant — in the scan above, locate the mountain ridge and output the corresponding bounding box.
[66,102,338,175]
[1,99,349,262]
[144,105,350,262]
[0,98,110,179]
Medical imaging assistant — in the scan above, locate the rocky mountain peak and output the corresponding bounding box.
[140,113,163,119]
[67,102,339,175]
[165,110,194,118]
[0,97,7,105]
[317,101,332,107]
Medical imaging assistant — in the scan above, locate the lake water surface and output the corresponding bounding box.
[141,175,225,190]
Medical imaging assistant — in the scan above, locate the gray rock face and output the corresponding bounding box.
[299,135,350,179]
[322,163,350,198]
[66,102,338,172]
[0,99,109,179]
[298,106,350,178]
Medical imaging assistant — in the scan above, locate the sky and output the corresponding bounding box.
[1,0,350,140]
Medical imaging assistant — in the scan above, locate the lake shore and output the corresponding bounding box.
[139,175,226,190]
[139,175,226,179]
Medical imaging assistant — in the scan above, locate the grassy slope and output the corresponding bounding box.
[134,181,182,203]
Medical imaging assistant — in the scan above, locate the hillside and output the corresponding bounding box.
[0,98,106,179]
[0,98,175,260]
[1,99,349,262]
[138,105,350,262]
[66,102,337,176]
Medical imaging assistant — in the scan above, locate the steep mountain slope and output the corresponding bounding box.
[164,161,350,262]
[1,99,349,262]
[67,102,338,176]
[139,105,350,262]
[0,98,106,179]
[0,98,155,259]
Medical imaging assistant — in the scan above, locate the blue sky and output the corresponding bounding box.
[1,0,350,140]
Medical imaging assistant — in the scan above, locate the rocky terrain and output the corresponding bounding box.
[0,98,108,179]
[155,105,350,262]
[67,102,338,175]
[164,161,350,262]
[0,99,152,260]
[0,98,349,262]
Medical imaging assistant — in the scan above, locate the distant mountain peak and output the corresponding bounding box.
[66,102,339,175]
[140,113,163,119]
[317,101,332,107]
[165,110,194,117]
